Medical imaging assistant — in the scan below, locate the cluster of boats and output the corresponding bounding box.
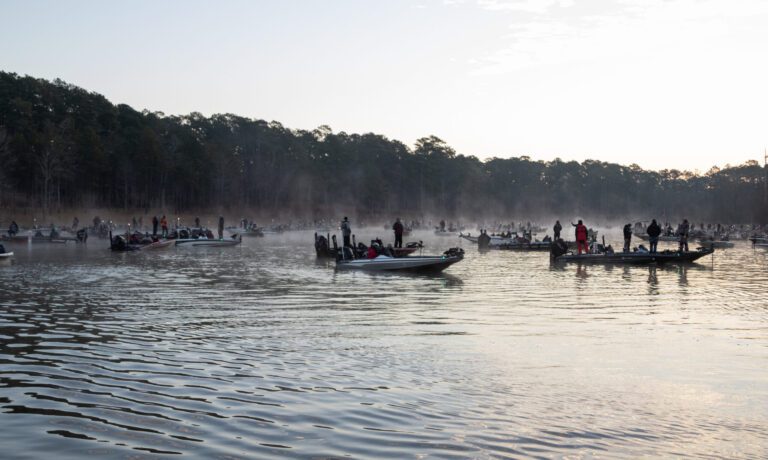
[634,232,735,249]
[459,232,554,250]
[109,228,242,251]
[5,217,765,272]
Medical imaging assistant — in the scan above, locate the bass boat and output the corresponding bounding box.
[175,235,242,247]
[550,239,714,264]
[336,248,464,272]
[697,239,734,249]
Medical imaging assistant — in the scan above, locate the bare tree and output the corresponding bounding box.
[37,119,74,218]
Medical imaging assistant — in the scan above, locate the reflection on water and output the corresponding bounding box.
[0,231,767,458]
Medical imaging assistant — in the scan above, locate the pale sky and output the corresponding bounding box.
[2,0,767,171]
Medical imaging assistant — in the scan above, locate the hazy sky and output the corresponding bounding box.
[2,0,767,171]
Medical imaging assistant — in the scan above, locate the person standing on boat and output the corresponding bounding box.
[72,217,79,230]
[553,220,562,240]
[623,223,633,252]
[341,217,352,247]
[393,218,404,248]
[160,215,168,238]
[571,220,588,255]
[647,219,661,253]
[195,217,201,228]
[152,215,159,236]
[678,219,690,252]
[218,216,225,240]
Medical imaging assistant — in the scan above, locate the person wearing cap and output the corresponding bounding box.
[341,217,352,247]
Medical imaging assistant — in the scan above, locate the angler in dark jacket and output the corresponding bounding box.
[553,221,562,239]
[341,217,352,247]
[646,219,661,253]
[678,219,690,252]
[623,223,632,252]
[392,218,404,248]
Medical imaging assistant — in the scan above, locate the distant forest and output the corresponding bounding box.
[0,71,766,223]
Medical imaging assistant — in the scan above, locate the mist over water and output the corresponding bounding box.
[0,230,766,458]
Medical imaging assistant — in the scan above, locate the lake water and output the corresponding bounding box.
[0,229,766,459]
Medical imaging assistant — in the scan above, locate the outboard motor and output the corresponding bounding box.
[179,229,190,239]
[550,238,568,259]
[111,235,127,251]
[315,234,329,256]
[478,232,491,250]
[76,228,88,243]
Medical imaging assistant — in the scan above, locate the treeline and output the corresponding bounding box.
[0,71,766,223]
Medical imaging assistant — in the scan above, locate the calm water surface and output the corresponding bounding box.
[0,230,767,459]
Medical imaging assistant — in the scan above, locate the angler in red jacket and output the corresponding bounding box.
[572,219,588,254]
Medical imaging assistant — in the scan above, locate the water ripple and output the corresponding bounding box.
[0,230,766,458]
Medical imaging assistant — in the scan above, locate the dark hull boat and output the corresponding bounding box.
[110,232,175,251]
[697,239,734,249]
[552,247,714,264]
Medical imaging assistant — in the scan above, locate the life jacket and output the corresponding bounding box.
[576,224,587,240]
